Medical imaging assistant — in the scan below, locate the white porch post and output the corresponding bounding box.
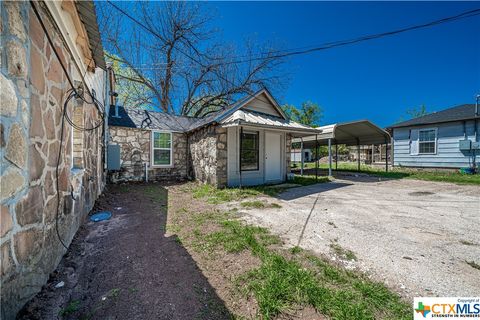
[328,138,332,176]
[300,137,304,176]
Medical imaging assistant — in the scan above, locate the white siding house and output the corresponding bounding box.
[390,104,479,169]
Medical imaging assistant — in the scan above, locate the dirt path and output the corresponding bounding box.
[18,183,232,320]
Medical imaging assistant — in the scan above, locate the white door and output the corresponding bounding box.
[265,132,282,182]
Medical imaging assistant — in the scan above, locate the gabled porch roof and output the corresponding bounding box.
[220,109,321,137]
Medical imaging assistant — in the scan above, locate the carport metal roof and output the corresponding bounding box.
[292,120,390,147]
[291,120,391,177]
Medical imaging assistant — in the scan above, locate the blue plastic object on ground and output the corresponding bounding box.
[459,167,475,175]
[90,211,112,222]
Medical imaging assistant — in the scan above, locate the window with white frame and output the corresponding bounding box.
[418,129,436,154]
[152,131,172,166]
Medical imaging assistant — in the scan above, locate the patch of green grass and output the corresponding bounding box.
[198,214,408,319]
[60,300,80,316]
[240,201,283,210]
[466,260,480,270]
[192,183,298,204]
[292,175,330,186]
[241,201,266,209]
[330,243,357,261]
[192,184,264,204]
[205,220,278,254]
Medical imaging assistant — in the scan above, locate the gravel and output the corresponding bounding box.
[238,176,480,299]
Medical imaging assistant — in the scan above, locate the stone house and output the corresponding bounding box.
[1,1,108,318]
[108,89,320,187]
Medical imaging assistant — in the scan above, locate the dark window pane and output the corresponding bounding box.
[154,149,171,165]
[419,142,435,154]
[241,132,259,171]
[419,130,435,142]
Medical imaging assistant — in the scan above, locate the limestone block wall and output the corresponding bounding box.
[108,126,188,182]
[188,124,227,187]
[0,3,105,318]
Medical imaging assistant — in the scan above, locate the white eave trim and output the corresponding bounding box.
[43,2,91,85]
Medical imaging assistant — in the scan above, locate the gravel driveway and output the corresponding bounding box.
[239,176,480,299]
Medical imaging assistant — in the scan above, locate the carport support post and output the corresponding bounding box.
[356,139,360,172]
[328,138,332,176]
[300,137,304,176]
[315,134,318,181]
[385,139,389,172]
[335,143,338,171]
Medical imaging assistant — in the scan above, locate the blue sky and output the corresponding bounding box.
[208,1,480,127]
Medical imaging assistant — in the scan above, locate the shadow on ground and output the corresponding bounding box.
[277,182,352,201]
[17,183,232,320]
[291,167,408,183]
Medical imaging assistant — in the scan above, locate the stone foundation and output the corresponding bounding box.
[108,126,188,182]
[0,3,105,318]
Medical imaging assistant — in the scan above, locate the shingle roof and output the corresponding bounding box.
[389,104,478,128]
[107,88,287,132]
[108,106,203,132]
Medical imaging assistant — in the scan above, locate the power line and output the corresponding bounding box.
[223,7,480,65]
[105,2,480,65]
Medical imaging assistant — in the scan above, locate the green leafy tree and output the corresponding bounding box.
[282,101,323,127]
[106,52,153,109]
[397,104,428,123]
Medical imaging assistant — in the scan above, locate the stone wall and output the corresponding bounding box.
[108,126,188,182]
[0,3,105,318]
[188,124,227,187]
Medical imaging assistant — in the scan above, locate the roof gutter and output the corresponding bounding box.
[221,120,322,135]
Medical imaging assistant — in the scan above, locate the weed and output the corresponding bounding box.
[241,201,266,209]
[108,288,121,298]
[460,240,476,246]
[327,221,337,228]
[59,300,80,316]
[289,246,303,254]
[330,243,357,261]
[466,260,480,270]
